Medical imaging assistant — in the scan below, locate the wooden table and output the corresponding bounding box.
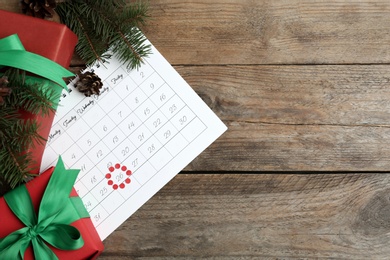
[3,1,390,258]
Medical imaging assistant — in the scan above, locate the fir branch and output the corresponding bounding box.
[111,27,151,69]
[0,112,38,188]
[4,67,25,85]
[88,0,151,69]
[87,2,144,64]
[57,0,151,69]
[56,2,110,66]
[9,120,44,151]
[85,0,127,10]
[0,69,55,189]
[119,1,150,27]
[82,0,118,42]
[0,147,35,188]
[6,84,57,116]
[3,70,59,116]
[75,15,111,66]
[0,107,43,156]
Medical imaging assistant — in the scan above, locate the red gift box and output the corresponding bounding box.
[0,9,78,173]
[0,10,77,67]
[0,164,104,259]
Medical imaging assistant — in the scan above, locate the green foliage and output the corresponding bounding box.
[0,109,38,188]
[0,69,57,189]
[5,69,59,116]
[56,0,151,69]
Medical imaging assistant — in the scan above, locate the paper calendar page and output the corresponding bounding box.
[40,40,227,240]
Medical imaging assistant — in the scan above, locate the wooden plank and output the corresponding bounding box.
[3,1,390,65]
[0,1,19,12]
[99,173,390,259]
[141,0,390,65]
[192,122,390,172]
[176,65,390,126]
[171,65,390,171]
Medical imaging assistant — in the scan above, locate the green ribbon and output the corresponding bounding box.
[0,34,74,90]
[0,157,90,259]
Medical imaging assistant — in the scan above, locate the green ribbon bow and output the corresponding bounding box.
[0,157,89,259]
[0,34,74,90]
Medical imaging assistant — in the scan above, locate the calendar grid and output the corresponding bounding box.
[43,56,208,228]
[41,41,226,239]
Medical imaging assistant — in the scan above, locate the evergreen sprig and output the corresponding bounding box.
[0,108,38,188]
[0,69,58,189]
[0,107,39,187]
[56,0,151,69]
[5,69,59,116]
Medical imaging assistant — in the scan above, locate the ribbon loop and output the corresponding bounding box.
[0,157,89,259]
[0,34,73,90]
[0,34,25,51]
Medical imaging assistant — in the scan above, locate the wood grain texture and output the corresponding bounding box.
[141,0,390,65]
[0,0,19,12]
[99,173,390,259]
[173,65,390,171]
[2,1,390,65]
[178,65,390,126]
[2,0,390,259]
[189,123,390,172]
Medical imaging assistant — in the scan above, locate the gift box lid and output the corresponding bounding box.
[0,9,78,67]
[0,164,104,259]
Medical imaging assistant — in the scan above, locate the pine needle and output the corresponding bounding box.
[57,0,151,69]
[0,68,54,188]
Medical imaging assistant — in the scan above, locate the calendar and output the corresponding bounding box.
[40,40,227,240]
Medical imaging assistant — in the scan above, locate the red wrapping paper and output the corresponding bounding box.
[0,9,78,173]
[0,10,77,67]
[0,166,104,259]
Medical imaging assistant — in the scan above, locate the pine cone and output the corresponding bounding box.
[75,71,103,97]
[20,0,57,20]
[0,76,11,105]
